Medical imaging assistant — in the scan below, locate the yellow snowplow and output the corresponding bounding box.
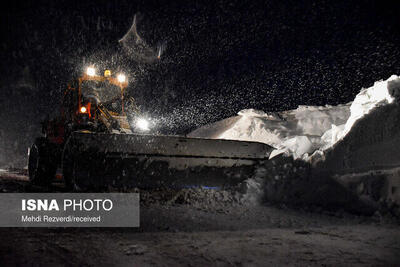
[28,66,273,190]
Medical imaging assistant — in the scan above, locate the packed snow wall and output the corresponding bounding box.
[190,75,400,164]
[190,75,400,215]
[316,76,400,171]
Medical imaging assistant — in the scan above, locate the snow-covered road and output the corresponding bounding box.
[0,170,399,266]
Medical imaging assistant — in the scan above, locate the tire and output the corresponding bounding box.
[62,138,91,192]
[61,139,75,191]
[62,137,107,192]
[63,155,96,192]
[28,138,56,186]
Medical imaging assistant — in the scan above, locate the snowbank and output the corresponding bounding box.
[190,104,351,159]
[190,75,400,161]
[191,75,400,215]
[339,75,397,140]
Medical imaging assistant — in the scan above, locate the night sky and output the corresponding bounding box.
[0,0,399,167]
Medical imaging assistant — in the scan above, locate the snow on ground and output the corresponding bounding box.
[190,75,400,161]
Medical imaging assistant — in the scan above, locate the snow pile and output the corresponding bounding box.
[189,75,400,160]
[340,75,396,139]
[190,104,351,159]
[191,75,400,215]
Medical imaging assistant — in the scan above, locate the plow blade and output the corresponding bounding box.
[62,132,273,189]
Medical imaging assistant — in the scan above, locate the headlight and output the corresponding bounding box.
[104,69,111,77]
[117,73,126,83]
[86,67,96,76]
[80,106,87,113]
[136,118,149,131]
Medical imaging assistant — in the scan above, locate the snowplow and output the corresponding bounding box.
[28,67,273,190]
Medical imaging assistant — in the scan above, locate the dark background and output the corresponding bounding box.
[0,0,399,167]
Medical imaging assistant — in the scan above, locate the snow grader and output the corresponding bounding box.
[28,67,273,190]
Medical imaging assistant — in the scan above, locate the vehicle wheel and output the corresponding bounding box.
[61,141,75,191]
[62,140,91,192]
[28,138,56,186]
[63,157,95,192]
[62,137,108,192]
